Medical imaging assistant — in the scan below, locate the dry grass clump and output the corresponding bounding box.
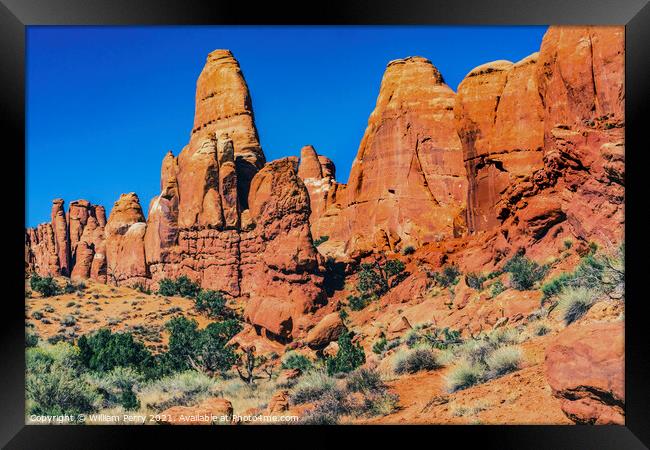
[393,347,441,375]
[555,287,598,325]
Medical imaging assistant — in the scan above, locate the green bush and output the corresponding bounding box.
[503,255,547,290]
[394,348,440,375]
[195,290,226,317]
[77,329,152,374]
[63,281,86,294]
[372,336,387,354]
[26,343,100,417]
[490,280,506,297]
[163,316,241,375]
[348,294,371,311]
[31,310,43,320]
[30,275,61,297]
[356,259,406,297]
[541,272,575,299]
[465,272,487,291]
[157,275,200,298]
[313,235,329,247]
[326,332,366,375]
[429,265,461,288]
[26,331,39,348]
[422,327,462,350]
[281,352,312,372]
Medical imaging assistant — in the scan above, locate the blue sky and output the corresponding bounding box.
[26,25,547,227]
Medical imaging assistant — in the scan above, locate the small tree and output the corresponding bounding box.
[235,346,276,384]
[326,331,366,375]
[195,290,226,317]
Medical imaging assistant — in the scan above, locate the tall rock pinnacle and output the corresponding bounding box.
[189,49,265,208]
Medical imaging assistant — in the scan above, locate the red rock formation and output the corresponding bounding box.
[50,199,71,276]
[545,321,624,424]
[242,158,324,340]
[105,193,149,286]
[299,57,467,258]
[190,49,265,208]
[456,55,545,233]
[25,224,60,276]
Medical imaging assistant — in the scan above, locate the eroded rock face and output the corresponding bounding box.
[105,193,149,286]
[299,57,467,258]
[26,199,107,280]
[242,158,324,340]
[545,321,624,424]
[456,56,545,233]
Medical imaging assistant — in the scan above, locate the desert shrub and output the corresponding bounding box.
[555,287,598,325]
[490,280,506,297]
[290,371,337,405]
[465,272,487,291]
[281,351,312,372]
[30,275,61,297]
[133,282,151,295]
[338,308,349,321]
[313,235,329,247]
[443,328,524,392]
[403,245,415,255]
[429,265,461,288]
[404,329,421,348]
[62,315,76,327]
[348,294,371,311]
[77,329,152,374]
[446,360,486,393]
[26,331,39,348]
[357,263,387,297]
[541,272,575,299]
[86,366,144,410]
[533,321,551,336]
[26,343,100,416]
[326,332,366,375]
[503,254,547,290]
[194,290,226,317]
[138,370,219,411]
[485,346,523,377]
[563,239,573,250]
[356,259,406,298]
[372,336,387,354]
[31,310,43,320]
[422,327,462,350]
[346,367,385,394]
[301,387,349,425]
[157,275,200,298]
[394,348,440,375]
[63,281,85,294]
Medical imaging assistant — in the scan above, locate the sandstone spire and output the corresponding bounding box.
[189,49,265,208]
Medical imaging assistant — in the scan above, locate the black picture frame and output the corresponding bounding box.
[2,0,648,447]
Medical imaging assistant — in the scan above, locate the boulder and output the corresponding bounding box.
[305,312,347,349]
[545,321,624,424]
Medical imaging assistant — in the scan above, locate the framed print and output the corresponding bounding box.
[2,0,648,447]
